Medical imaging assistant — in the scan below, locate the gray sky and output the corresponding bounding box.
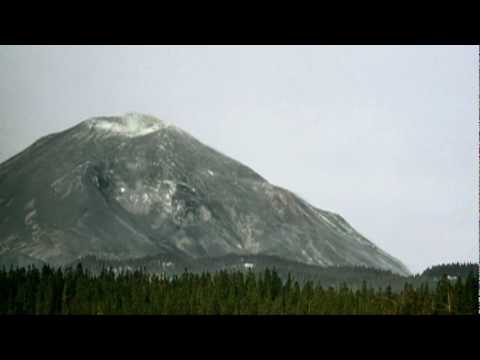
[0,45,477,273]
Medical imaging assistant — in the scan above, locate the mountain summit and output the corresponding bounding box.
[0,113,410,275]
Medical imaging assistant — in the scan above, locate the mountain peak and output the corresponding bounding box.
[85,112,174,137]
[0,113,410,276]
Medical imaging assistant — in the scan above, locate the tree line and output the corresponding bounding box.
[0,264,477,315]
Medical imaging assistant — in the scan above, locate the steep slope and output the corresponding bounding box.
[0,113,410,275]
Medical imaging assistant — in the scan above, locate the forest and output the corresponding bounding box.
[0,262,477,315]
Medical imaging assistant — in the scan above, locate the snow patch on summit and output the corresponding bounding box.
[89,113,172,137]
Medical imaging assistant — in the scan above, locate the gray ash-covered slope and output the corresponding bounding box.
[0,113,410,275]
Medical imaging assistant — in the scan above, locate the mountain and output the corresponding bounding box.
[0,113,410,276]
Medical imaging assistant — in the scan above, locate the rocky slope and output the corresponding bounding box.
[0,113,410,275]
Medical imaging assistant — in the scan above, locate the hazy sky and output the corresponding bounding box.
[0,45,477,273]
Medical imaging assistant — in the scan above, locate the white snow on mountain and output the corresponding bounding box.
[89,113,172,137]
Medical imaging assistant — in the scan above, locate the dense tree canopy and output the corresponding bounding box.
[0,263,477,315]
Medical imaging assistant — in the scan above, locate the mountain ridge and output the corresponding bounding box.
[0,113,411,276]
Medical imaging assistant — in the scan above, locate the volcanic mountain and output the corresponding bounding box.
[0,113,410,276]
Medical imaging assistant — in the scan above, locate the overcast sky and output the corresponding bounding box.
[0,45,477,273]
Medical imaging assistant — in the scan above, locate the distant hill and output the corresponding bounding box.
[420,262,478,279]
